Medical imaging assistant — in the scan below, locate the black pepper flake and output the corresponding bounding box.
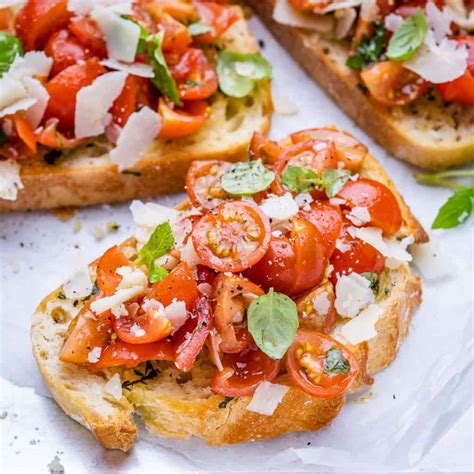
[218,396,234,409]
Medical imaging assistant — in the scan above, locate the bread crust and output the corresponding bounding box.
[0,8,272,212]
[246,0,474,170]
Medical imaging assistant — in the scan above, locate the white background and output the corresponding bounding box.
[1,15,473,473]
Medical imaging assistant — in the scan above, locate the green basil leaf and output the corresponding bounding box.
[323,348,350,375]
[386,9,428,61]
[217,50,272,98]
[187,22,213,36]
[346,24,386,70]
[281,165,321,193]
[137,222,175,281]
[0,32,24,76]
[221,159,275,196]
[0,127,8,146]
[147,31,182,105]
[432,188,473,229]
[320,168,351,198]
[247,288,299,360]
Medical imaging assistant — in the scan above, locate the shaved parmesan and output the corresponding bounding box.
[411,240,455,280]
[294,192,313,208]
[116,266,148,290]
[91,6,140,62]
[273,94,299,116]
[101,59,155,78]
[426,1,453,42]
[130,200,179,228]
[335,273,374,318]
[384,13,403,32]
[0,159,24,201]
[313,291,331,316]
[142,298,164,313]
[0,76,26,110]
[446,5,474,30]
[165,300,188,334]
[109,106,160,171]
[91,287,145,314]
[103,373,122,400]
[335,7,357,39]
[404,31,468,83]
[346,206,371,226]
[22,78,49,128]
[320,0,363,13]
[338,303,383,345]
[8,52,52,80]
[63,267,93,299]
[259,193,299,222]
[0,98,36,119]
[68,0,133,15]
[246,381,289,416]
[180,238,202,268]
[273,0,335,33]
[75,71,127,139]
[87,347,102,363]
[209,329,224,372]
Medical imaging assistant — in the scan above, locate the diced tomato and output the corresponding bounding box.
[146,262,198,310]
[36,120,87,148]
[12,113,37,154]
[158,99,210,139]
[193,2,239,43]
[90,339,175,370]
[158,13,192,55]
[0,7,15,32]
[211,344,280,397]
[249,132,283,165]
[44,29,91,76]
[96,246,131,297]
[145,0,198,23]
[286,330,358,399]
[43,58,106,133]
[195,264,217,286]
[192,200,271,273]
[337,178,402,235]
[212,274,263,353]
[15,0,72,51]
[68,16,107,58]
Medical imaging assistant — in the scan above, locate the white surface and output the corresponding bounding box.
[1,16,473,473]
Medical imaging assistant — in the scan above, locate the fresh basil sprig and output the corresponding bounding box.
[221,159,275,196]
[323,348,350,375]
[386,9,428,61]
[346,24,386,70]
[414,169,474,229]
[321,168,351,197]
[247,288,299,360]
[0,32,24,76]
[281,165,320,193]
[187,22,213,36]
[217,50,272,98]
[136,222,174,283]
[147,31,182,106]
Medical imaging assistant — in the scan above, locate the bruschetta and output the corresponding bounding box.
[31,126,428,451]
[246,0,474,169]
[0,0,271,211]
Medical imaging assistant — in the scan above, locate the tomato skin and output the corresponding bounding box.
[159,12,192,55]
[212,274,263,353]
[185,160,232,209]
[68,16,107,58]
[43,58,106,132]
[211,344,280,397]
[90,339,175,370]
[249,132,283,165]
[96,246,131,297]
[12,113,37,153]
[360,61,429,107]
[192,200,271,273]
[172,48,218,101]
[286,330,358,399]
[44,29,90,76]
[299,200,343,258]
[337,178,402,235]
[192,2,239,43]
[290,128,367,172]
[158,99,210,139]
[174,295,213,372]
[15,0,72,51]
[146,262,198,311]
[36,119,87,148]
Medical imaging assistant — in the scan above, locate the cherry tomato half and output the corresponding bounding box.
[212,274,263,353]
[68,16,107,58]
[192,200,271,273]
[96,246,131,297]
[158,12,192,55]
[186,160,232,209]
[211,344,280,397]
[286,329,358,398]
[337,178,402,235]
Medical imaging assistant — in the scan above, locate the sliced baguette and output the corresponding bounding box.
[246,0,474,170]
[0,7,272,212]
[31,150,427,451]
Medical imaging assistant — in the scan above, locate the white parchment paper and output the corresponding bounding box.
[1,16,473,473]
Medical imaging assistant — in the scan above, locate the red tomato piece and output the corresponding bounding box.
[159,12,192,55]
[96,246,131,297]
[43,58,106,132]
[12,113,37,153]
[299,200,343,258]
[173,295,213,372]
[212,274,263,353]
[288,0,330,11]
[91,339,175,370]
[286,329,358,399]
[185,160,232,209]
[44,29,91,76]
[15,0,72,51]
[172,48,218,101]
[360,61,429,107]
[158,99,210,139]
[68,16,107,58]
[146,262,198,310]
[193,2,239,43]
[145,0,198,24]
[36,119,87,148]
[192,200,271,273]
[249,132,283,165]
[337,178,402,235]
[211,344,280,397]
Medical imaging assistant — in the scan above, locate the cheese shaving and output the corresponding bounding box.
[246,381,289,416]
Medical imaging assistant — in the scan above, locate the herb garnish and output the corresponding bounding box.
[361,272,379,293]
[82,281,99,302]
[346,24,386,69]
[323,348,350,375]
[218,396,234,409]
[221,159,275,196]
[0,32,24,76]
[122,361,161,390]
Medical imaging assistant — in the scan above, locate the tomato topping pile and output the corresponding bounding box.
[0,0,242,159]
[58,127,404,401]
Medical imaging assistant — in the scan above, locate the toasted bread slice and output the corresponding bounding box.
[31,148,427,451]
[0,7,272,212]
[246,0,474,170]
